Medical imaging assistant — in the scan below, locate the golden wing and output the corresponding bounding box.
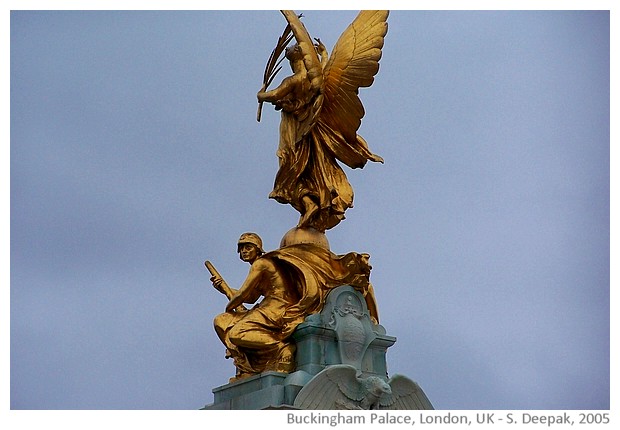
[317,10,388,167]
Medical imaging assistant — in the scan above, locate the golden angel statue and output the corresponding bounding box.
[258,11,388,232]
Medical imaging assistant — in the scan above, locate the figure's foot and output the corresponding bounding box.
[274,344,295,373]
[298,195,318,228]
[274,361,295,373]
[229,370,253,383]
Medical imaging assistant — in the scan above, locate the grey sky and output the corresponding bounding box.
[10,7,610,411]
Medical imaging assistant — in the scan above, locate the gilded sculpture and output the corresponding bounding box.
[257,10,388,232]
[209,232,379,381]
[208,10,389,382]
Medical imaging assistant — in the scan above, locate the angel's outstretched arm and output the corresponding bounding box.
[257,74,299,104]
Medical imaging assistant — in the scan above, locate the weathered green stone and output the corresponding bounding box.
[202,286,430,410]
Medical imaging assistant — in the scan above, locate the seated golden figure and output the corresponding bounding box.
[209,232,379,381]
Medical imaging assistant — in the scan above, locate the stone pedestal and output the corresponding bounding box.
[294,286,395,376]
[202,371,298,410]
[202,286,431,410]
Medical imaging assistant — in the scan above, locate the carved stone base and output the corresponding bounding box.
[201,371,301,410]
[293,285,396,379]
[202,286,432,410]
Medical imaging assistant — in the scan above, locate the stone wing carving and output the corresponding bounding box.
[293,365,366,410]
[293,364,433,410]
[379,374,434,410]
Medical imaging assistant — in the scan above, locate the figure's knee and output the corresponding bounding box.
[214,312,236,337]
[229,323,273,350]
[213,313,227,329]
[228,324,249,347]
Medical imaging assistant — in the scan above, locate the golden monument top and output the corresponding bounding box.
[208,11,388,382]
[258,10,388,233]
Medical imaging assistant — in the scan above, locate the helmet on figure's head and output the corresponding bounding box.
[237,232,265,255]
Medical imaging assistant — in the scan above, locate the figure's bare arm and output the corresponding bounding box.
[212,276,238,300]
[225,260,268,312]
[205,261,238,300]
[257,75,298,103]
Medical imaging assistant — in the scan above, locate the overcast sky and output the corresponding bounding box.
[8,2,612,415]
